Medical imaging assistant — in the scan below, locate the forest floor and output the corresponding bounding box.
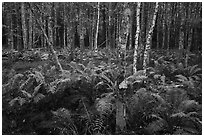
[2,48,202,135]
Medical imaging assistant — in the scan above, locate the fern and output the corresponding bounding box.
[119,70,147,89]
[38,108,78,135]
[88,116,107,135]
[178,100,199,113]
[2,73,24,95]
[95,92,115,115]
[145,118,167,134]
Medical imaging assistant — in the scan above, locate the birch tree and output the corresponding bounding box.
[143,2,159,72]
[116,4,131,133]
[94,2,100,51]
[133,2,141,74]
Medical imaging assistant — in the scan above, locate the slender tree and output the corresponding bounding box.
[28,3,33,49]
[143,2,159,72]
[162,3,166,49]
[166,3,172,53]
[94,2,100,51]
[28,3,63,72]
[133,2,141,74]
[179,2,185,50]
[7,7,14,50]
[21,2,28,50]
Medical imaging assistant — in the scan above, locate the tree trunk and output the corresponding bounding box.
[63,3,66,48]
[143,2,159,72]
[166,3,172,53]
[16,3,22,51]
[133,2,141,74]
[162,3,166,49]
[116,5,131,133]
[91,9,95,50]
[28,3,33,49]
[48,3,54,47]
[21,2,28,50]
[139,3,146,63]
[179,2,185,50]
[185,3,193,67]
[94,2,100,51]
[28,3,63,72]
[53,3,57,48]
[116,99,126,133]
[7,11,14,50]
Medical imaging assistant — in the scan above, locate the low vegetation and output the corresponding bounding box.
[2,48,202,135]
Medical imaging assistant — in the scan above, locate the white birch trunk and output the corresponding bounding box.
[133,2,141,74]
[143,2,159,72]
[94,2,100,51]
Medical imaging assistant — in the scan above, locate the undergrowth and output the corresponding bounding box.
[2,48,202,135]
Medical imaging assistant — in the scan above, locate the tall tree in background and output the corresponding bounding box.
[5,3,14,50]
[133,2,141,74]
[21,2,28,50]
[48,3,54,46]
[178,2,185,50]
[185,3,193,67]
[143,2,159,73]
[94,2,100,51]
[166,3,172,52]
[28,3,63,72]
[2,2,202,60]
[28,3,33,49]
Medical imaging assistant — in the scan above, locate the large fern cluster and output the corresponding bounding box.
[2,49,202,135]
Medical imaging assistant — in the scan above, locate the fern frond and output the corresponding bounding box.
[9,97,26,106]
[174,127,200,135]
[175,74,188,82]
[95,92,115,115]
[99,73,114,87]
[178,100,199,112]
[145,118,167,134]
[33,93,45,103]
[10,73,24,88]
[188,65,201,76]
[33,70,45,84]
[51,108,72,120]
[151,93,166,105]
